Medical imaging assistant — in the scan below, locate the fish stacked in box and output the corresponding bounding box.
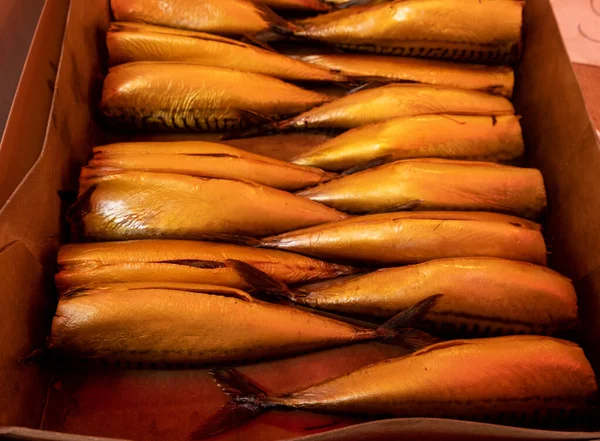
[43,0,598,437]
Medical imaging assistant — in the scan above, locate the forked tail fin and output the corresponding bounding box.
[226,259,296,301]
[191,369,272,439]
[375,294,443,350]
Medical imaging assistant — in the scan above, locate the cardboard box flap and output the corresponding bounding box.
[4,419,600,441]
[0,0,70,210]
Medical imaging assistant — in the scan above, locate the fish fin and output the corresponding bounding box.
[226,259,293,301]
[340,155,393,176]
[191,369,270,439]
[240,34,275,51]
[379,294,443,332]
[211,368,266,398]
[392,328,440,351]
[270,24,296,37]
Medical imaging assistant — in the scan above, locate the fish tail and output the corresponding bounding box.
[375,294,443,350]
[191,369,272,439]
[225,259,295,301]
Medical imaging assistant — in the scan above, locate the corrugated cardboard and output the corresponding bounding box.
[1,0,600,440]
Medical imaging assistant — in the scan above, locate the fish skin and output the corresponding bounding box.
[297,159,546,219]
[79,141,337,193]
[107,22,346,82]
[55,240,359,293]
[110,0,291,35]
[268,336,597,416]
[100,62,330,132]
[294,0,523,63]
[49,285,431,364]
[298,54,514,97]
[291,115,524,171]
[62,281,255,301]
[291,257,578,336]
[67,171,348,242]
[279,84,514,130]
[260,211,547,266]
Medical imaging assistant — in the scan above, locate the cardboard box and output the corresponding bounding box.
[1,0,600,439]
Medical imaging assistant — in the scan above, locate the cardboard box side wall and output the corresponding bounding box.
[0,0,70,209]
[1,0,600,439]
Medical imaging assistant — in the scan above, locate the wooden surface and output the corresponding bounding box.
[573,63,600,132]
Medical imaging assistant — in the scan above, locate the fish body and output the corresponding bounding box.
[297,159,546,219]
[80,141,336,193]
[67,171,347,241]
[260,211,547,266]
[107,22,345,82]
[284,257,578,336]
[280,84,514,130]
[196,337,597,437]
[294,0,523,63]
[100,62,330,131]
[49,285,434,364]
[55,240,358,293]
[298,54,514,97]
[291,115,524,171]
[274,336,596,415]
[110,0,290,35]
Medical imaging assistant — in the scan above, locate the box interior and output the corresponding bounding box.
[1,0,600,439]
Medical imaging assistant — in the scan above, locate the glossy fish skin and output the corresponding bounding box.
[49,285,422,364]
[110,0,290,35]
[280,84,514,130]
[261,336,596,417]
[79,141,336,193]
[55,240,358,294]
[294,0,523,63]
[297,159,546,219]
[107,22,345,82]
[291,257,578,336]
[298,54,514,97]
[63,281,255,301]
[100,62,330,132]
[291,115,524,171]
[260,211,547,266]
[67,171,348,242]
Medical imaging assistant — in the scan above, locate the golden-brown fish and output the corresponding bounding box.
[279,84,514,130]
[291,115,524,171]
[261,0,330,10]
[55,240,358,293]
[196,336,597,437]
[100,62,330,131]
[79,141,336,194]
[297,159,546,219]
[294,0,523,63]
[49,284,437,363]
[67,171,348,242]
[260,211,547,266]
[107,22,345,82]
[110,0,292,35]
[237,257,578,336]
[297,54,514,97]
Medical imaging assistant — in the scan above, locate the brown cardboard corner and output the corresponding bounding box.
[0,0,70,210]
[0,241,53,429]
